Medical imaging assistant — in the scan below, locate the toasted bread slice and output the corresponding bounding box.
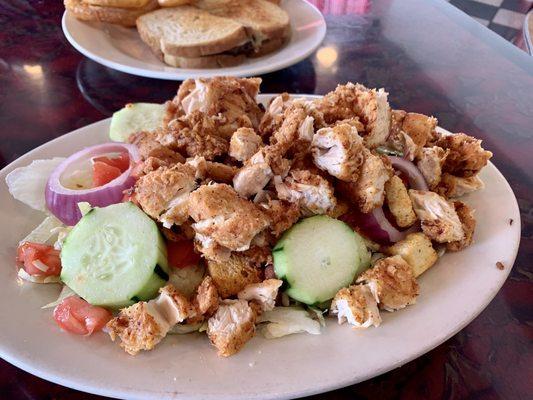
[163,52,245,68]
[64,0,159,27]
[83,0,152,8]
[249,36,287,57]
[195,0,290,42]
[137,6,250,57]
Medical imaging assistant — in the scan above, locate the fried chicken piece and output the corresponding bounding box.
[337,148,393,213]
[385,175,417,228]
[128,131,185,174]
[446,201,476,252]
[402,113,437,150]
[237,279,283,312]
[207,299,257,357]
[193,276,219,317]
[107,285,191,355]
[135,163,197,228]
[330,284,382,328]
[389,109,406,138]
[233,148,274,198]
[356,255,419,311]
[436,132,492,177]
[311,123,365,182]
[162,111,229,160]
[259,198,301,237]
[315,83,391,148]
[189,183,270,252]
[274,170,337,216]
[435,173,485,198]
[186,156,237,183]
[174,77,263,139]
[241,245,273,265]
[416,146,449,189]
[207,253,263,298]
[229,127,263,162]
[409,190,465,243]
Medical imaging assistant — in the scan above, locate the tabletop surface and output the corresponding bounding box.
[1,0,532,399]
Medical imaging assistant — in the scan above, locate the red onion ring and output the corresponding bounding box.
[371,207,418,243]
[387,156,429,191]
[45,143,140,225]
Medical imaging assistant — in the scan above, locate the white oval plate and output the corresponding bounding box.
[0,95,520,400]
[61,0,326,80]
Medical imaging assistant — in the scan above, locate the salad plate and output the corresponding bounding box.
[0,94,520,400]
[61,0,326,80]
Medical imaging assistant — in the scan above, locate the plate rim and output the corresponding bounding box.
[0,94,521,400]
[61,0,327,80]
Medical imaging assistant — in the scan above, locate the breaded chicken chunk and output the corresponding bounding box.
[186,156,237,183]
[229,127,263,162]
[207,299,257,357]
[174,77,263,139]
[385,175,417,228]
[163,111,229,160]
[356,256,419,311]
[416,146,449,189]
[194,276,219,316]
[135,163,197,228]
[315,83,391,148]
[435,173,485,198]
[409,190,465,243]
[107,285,191,355]
[401,112,437,150]
[337,148,393,213]
[207,253,263,298]
[330,284,382,328]
[259,199,301,237]
[237,279,283,312]
[233,148,274,198]
[189,184,270,252]
[274,170,337,215]
[311,123,365,182]
[447,201,476,252]
[436,132,492,177]
[129,131,185,166]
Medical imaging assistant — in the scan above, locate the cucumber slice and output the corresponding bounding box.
[109,103,166,142]
[61,202,169,308]
[273,215,370,305]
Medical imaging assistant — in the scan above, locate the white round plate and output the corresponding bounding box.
[61,0,326,80]
[0,95,520,400]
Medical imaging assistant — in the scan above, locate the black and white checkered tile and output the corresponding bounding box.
[445,0,533,42]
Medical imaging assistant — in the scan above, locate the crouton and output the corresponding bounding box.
[207,299,257,357]
[387,233,438,277]
[207,253,262,298]
[409,190,465,243]
[385,175,417,228]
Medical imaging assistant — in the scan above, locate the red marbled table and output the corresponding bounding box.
[1,0,532,398]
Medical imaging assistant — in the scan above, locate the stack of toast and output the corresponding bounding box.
[65,0,290,68]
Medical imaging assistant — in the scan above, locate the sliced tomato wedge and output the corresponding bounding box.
[17,242,61,276]
[93,152,130,172]
[167,239,201,269]
[53,296,112,335]
[92,161,122,187]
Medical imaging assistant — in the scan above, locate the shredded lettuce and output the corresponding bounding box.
[308,306,326,327]
[259,307,321,339]
[168,263,206,298]
[42,285,76,308]
[77,202,92,216]
[6,157,65,212]
[52,226,72,250]
[19,215,64,246]
[168,322,207,335]
[17,268,61,284]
